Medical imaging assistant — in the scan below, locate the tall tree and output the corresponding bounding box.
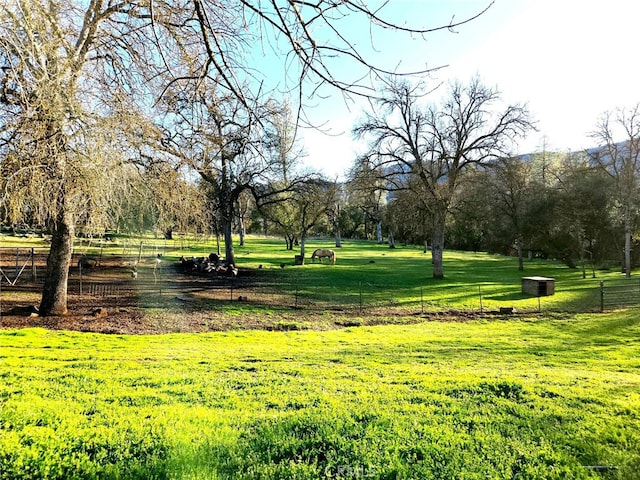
[323,181,345,248]
[354,78,532,278]
[486,157,536,271]
[554,153,615,276]
[0,1,152,315]
[348,158,388,243]
[156,87,280,265]
[590,105,640,277]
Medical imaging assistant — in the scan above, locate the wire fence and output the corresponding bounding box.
[61,273,597,315]
[1,247,638,314]
[598,279,640,311]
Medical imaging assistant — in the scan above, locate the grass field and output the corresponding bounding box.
[194,236,626,313]
[2,311,640,479]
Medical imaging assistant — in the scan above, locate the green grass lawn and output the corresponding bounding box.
[160,235,637,313]
[2,311,640,479]
[175,236,630,313]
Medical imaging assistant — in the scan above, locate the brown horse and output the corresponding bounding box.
[311,248,336,265]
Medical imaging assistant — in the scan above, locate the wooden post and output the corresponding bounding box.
[31,248,36,281]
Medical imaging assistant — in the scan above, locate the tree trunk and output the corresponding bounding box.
[285,235,295,250]
[238,213,246,247]
[223,216,235,265]
[624,220,631,278]
[516,242,524,272]
[300,233,307,259]
[39,212,74,316]
[376,221,383,244]
[431,221,445,279]
[388,231,396,248]
[335,229,342,248]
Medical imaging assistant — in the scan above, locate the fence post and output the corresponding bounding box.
[478,285,483,314]
[600,280,604,313]
[31,248,36,281]
[79,261,83,297]
[537,295,541,313]
[420,286,424,314]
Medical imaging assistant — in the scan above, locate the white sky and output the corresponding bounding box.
[297,0,640,179]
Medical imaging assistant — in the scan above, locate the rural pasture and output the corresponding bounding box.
[1,235,640,478]
[0,234,630,329]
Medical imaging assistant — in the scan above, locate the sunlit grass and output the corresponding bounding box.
[2,311,640,478]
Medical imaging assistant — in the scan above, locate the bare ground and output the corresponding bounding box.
[0,254,489,334]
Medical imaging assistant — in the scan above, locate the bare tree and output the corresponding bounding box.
[156,86,282,266]
[325,181,345,248]
[0,1,153,314]
[590,104,640,277]
[354,77,532,278]
[486,157,536,271]
[252,98,335,253]
[258,176,334,259]
[348,158,388,243]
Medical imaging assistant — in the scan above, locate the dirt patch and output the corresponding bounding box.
[1,255,494,334]
[1,255,292,333]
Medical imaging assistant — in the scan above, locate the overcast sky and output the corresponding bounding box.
[296,0,640,179]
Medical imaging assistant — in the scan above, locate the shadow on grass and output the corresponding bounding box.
[484,292,534,302]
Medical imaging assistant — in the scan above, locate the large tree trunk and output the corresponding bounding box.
[431,221,445,279]
[388,231,396,248]
[285,235,293,250]
[516,240,524,272]
[376,221,383,244]
[39,212,74,316]
[334,229,342,248]
[223,217,235,265]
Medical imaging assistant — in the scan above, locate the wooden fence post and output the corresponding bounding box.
[31,248,36,281]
